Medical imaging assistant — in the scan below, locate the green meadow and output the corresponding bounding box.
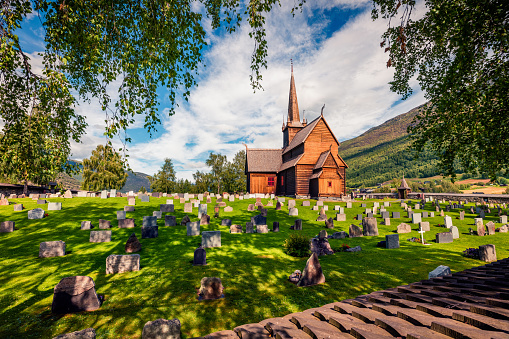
[0,196,508,338]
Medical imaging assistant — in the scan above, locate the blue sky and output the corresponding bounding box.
[18,0,426,181]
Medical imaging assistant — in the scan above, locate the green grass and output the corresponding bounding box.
[0,196,508,338]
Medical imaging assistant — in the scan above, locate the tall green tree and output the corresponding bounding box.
[193,170,213,193]
[206,153,227,194]
[224,150,246,193]
[372,0,509,180]
[150,158,177,193]
[81,145,128,191]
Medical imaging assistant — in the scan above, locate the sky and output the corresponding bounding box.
[18,0,426,182]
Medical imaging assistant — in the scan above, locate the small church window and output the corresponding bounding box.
[268,177,275,186]
[328,181,332,187]
[281,176,284,186]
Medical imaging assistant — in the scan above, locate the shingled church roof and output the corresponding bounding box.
[245,149,282,173]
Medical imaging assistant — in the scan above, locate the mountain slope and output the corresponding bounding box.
[339,103,442,188]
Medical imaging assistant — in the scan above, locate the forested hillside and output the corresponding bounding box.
[339,103,442,188]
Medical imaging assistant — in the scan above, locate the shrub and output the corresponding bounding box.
[283,233,310,257]
[476,182,485,186]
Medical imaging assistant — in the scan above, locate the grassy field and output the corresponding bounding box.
[0,195,508,338]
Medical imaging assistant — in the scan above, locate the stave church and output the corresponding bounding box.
[245,66,348,198]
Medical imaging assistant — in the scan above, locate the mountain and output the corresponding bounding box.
[338,103,442,188]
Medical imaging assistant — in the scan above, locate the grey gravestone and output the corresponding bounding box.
[479,210,485,218]
[153,211,162,219]
[140,195,150,202]
[252,214,267,226]
[272,222,279,232]
[316,201,323,206]
[101,191,108,199]
[260,208,268,217]
[325,218,334,229]
[332,231,348,239]
[143,216,157,227]
[106,254,140,274]
[366,213,374,218]
[28,208,45,219]
[392,212,400,219]
[450,226,459,239]
[81,221,93,230]
[479,244,496,262]
[381,211,390,219]
[37,199,47,204]
[118,219,135,228]
[202,231,221,248]
[246,222,254,233]
[361,203,366,208]
[412,213,422,224]
[362,217,378,236]
[247,204,255,211]
[346,202,352,208]
[48,202,62,211]
[336,213,346,221]
[428,265,451,279]
[200,214,210,225]
[384,218,391,226]
[221,219,231,227]
[90,231,111,243]
[436,232,453,243]
[117,211,126,220]
[302,201,310,207]
[186,221,200,236]
[0,221,15,233]
[356,214,363,221]
[181,215,190,225]
[198,204,208,218]
[385,234,400,249]
[419,222,430,232]
[444,216,453,228]
[98,219,111,229]
[294,219,302,230]
[39,241,66,258]
[349,224,363,238]
[422,211,429,218]
[289,208,298,216]
[165,215,177,226]
[459,211,465,220]
[142,226,158,239]
[486,221,496,235]
[193,247,206,266]
[476,218,485,236]
[288,200,296,209]
[124,205,135,212]
[160,204,174,213]
[13,204,23,211]
[53,328,96,338]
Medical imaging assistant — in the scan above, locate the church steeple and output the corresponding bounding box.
[287,60,301,127]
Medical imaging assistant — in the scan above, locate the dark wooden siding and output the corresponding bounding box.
[296,164,313,195]
[286,168,296,195]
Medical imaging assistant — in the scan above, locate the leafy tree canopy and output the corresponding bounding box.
[81,145,128,191]
[372,0,509,180]
[149,158,177,193]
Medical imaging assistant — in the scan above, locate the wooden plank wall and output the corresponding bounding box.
[249,173,277,194]
[296,165,313,195]
[301,120,339,165]
[286,168,296,195]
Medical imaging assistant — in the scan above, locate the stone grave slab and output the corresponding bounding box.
[272,222,279,232]
[48,202,61,210]
[118,219,135,228]
[0,221,15,233]
[106,254,140,274]
[28,208,45,219]
[164,215,177,226]
[230,225,242,233]
[13,204,23,211]
[256,225,269,233]
[143,216,157,227]
[160,204,174,213]
[117,211,126,220]
[125,233,141,253]
[436,232,453,243]
[142,226,158,239]
[362,217,378,236]
[486,221,496,235]
[202,231,221,248]
[302,201,310,207]
[252,214,267,226]
[392,212,400,219]
[397,223,411,233]
[90,231,111,243]
[349,224,363,237]
[246,222,254,233]
[39,241,66,258]
[476,219,485,236]
[81,221,93,230]
[336,213,346,221]
[186,221,200,236]
[419,221,430,232]
[293,219,303,230]
[444,216,453,228]
[98,219,111,229]
[51,276,100,314]
[450,226,459,239]
[479,244,496,262]
[385,234,400,249]
[412,213,422,224]
[289,208,298,216]
[332,231,348,239]
[429,265,451,279]
[124,205,135,212]
[193,247,206,266]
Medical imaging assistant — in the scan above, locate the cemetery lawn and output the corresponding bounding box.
[1,197,508,338]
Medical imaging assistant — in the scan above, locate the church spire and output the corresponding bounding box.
[288,59,300,126]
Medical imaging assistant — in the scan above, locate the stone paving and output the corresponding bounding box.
[197,257,509,338]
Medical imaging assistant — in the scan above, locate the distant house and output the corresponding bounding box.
[245,66,348,197]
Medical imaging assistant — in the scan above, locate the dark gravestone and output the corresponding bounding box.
[381,211,390,219]
[385,234,400,249]
[140,195,150,202]
[160,204,174,213]
[181,215,190,226]
[247,204,255,211]
[260,208,268,217]
[98,219,111,229]
[479,244,497,262]
[143,216,157,227]
[124,206,135,212]
[81,221,93,230]
[0,221,15,233]
[125,233,141,253]
[141,226,158,239]
[349,224,363,238]
[392,212,400,219]
[325,217,334,229]
[221,219,232,226]
[193,246,206,266]
[165,215,177,226]
[246,222,254,233]
[436,232,453,243]
[311,237,334,256]
[118,219,135,228]
[294,219,302,230]
[332,231,348,239]
[356,214,363,221]
[275,201,282,210]
[362,217,379,236]
[202,231,221,248]
[272,221,279,232]
[251,214,267,226]
[186,221,200,236]
[117,211,126,220]
[51,276,101,314]
[200,214,210,226]
[297,253,325,287]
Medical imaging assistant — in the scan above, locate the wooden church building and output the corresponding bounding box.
[245,67,348,198]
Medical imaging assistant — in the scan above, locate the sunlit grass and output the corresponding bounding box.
[0,196,508,338]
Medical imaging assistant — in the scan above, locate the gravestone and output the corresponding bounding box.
[289,208,298,216]
[184,203,192,213]
[297,253,325,287]
[140,195,150,202]
[141,226,158,239]
[193,246,206,266]
[497,225,508,233]
[186,221,200,236]
[336,213,346,221]
[51,276,101,314]
[224,206,233,212]
[28,208,45,219]
[349,224,363,237]
[288,200,296,209]
[364,208,372,214]
[160,204,174,213]
[422,211,429,218]
[166,199,174,205]
[429,265,451,279]
[411,213,422,224]
[164,215,177,227]
[381,211,390,219]
[275,201,282,210]
[346,202,352,208]
[325,217,334,229]
[479,244,496,262]
[476,219,485,236]
[459,211,465,220]
[332,231,348,239]
[128,197,136,206]
[245,222,254,233]
[392,212,400,219]
[117,211,126,220]
[247,204,255,212]
[118,219,135,228]
[294,219,302,231]
[384,202,390,207]
[106,254,140,274]
[500,215,508,224]
[202,231,221,248]
[444,216,453,228]
[316,201,323,206]
[221,219,232,226]
[430,212,435,217]
[101,191,108,199]
[64,190,73,198]
[90,231,111,243]
[124,205,135,212]
[48,202,62,211]
[206,197,212,203]
[450,226,459,239]
[385,234,400,249]
[230,225,242,233]
[272,221,279,232]
[13,204,23,211]
[98,219,111,229]
[356,214,363,221]
[39,241,66,258]
[53,328,96,338]
[180,215,190,225]
[361,203,366,208]
[110,189,116,197]
[266,200,273,207]
[384,218,391,226]
[362,217,378,236]
[251,214,266,226]
[397,223,411,233]
[200,214,210,226]
[316,208,327,221]
[436,232,453,243]
[153,211,162,219]
[302,201,310,207]
[256,225,269,233]
[81,221,93,230]
[125,233,141,253]
[198,204,208,218]
[260,208,268,217]
[143,216,157,227]
[486,221,496,235]
[0,221,15,233]
[198,277,224,300]
[419,222,430,232]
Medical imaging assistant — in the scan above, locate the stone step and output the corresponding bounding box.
[452,309,509,332]
[431,318,508,339]
[375,315,447,338]
[349,324,394,339]
[486,297,509,309]
[470,304,509,321]
[371,303,401,316]
[302,322,355,339]
[397,308,445,327]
